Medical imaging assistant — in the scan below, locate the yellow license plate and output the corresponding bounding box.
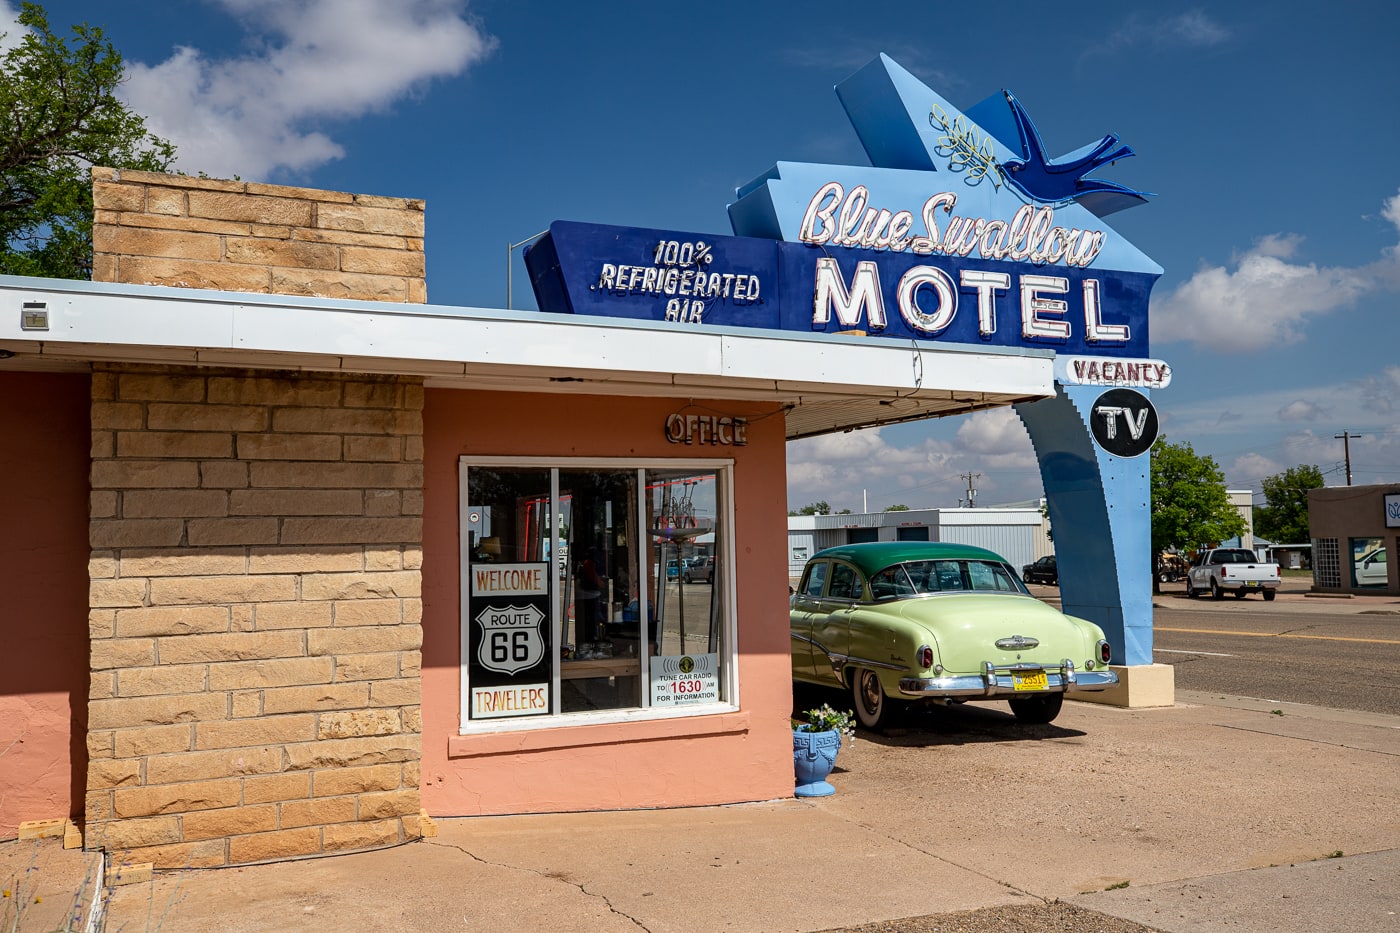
[1012,671,1048,691]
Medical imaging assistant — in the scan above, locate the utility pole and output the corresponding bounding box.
[960,471,981,508]
[1334,431,1365,486]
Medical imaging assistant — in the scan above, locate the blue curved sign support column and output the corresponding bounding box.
[1016,386,1154,666]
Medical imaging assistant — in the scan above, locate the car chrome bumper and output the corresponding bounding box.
[898,661,1118,699]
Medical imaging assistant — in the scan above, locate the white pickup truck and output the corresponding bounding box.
[1186,548,1281,601]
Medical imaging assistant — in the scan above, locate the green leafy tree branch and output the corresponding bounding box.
[1,2,176,279]
[1150,437,1247,555]
[1254,464,1324,544]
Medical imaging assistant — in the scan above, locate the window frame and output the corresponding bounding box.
[457,455,739,735]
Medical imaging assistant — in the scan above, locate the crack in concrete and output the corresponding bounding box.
[424,838,650,930]
[1213,722,1400,757]
[816,810,1051,904]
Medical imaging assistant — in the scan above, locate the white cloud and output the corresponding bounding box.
[1223,425,1400,492]
[786,410,1042,513]
[1384,193,1400,229]
[954,408,1037,469]
[1368,189,1400,290]
[1278,399,1326,422]
[1359,366,1400,415]
[1225,432,1341,490]
[1158,362,1400,445]
[120,0,496,179]
[0,2,24,54]
[1248,233,1303,260]
[787,427,957,512]
[1226,452,1281,490]
[1154,190,1400,352]
[1165,10,1231,46]
[1082,10,1230,64]
[1152,242,1370,351]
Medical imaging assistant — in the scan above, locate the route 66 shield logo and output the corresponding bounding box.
[475,603,546,675]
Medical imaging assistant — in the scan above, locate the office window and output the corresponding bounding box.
[460,459,734,730]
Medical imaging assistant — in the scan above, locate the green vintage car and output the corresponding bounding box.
[791,542,1118,729]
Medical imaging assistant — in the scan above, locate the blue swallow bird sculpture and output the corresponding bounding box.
[998,90,1152,211]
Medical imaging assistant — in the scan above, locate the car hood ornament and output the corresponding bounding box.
[995,635,1040,651]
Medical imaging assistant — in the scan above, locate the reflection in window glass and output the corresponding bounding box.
[646,470,724,670]
[800,562,827,598]
[965,560,1021,592]
[1351,537,1387,588]
[827,563,861,600]
[559,469,640,713]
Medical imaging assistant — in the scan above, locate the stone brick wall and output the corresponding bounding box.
[84,364,425,867]
[91,168,425,303]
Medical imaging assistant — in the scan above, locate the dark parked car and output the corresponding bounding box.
[1021,555,1057,585]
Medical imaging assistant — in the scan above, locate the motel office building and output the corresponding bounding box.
[0,170,1056,867]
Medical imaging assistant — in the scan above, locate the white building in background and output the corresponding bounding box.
[1229,490,1256,551]
[788,504,1050,578]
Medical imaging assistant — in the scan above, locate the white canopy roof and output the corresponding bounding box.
[0,276,1054,440]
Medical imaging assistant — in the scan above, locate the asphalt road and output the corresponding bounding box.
[1149,586,1400,715]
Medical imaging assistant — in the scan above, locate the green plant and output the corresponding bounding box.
[792,703,855,737]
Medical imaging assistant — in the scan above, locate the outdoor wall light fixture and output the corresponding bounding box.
[21,300,48,331]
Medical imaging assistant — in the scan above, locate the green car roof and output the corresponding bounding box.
[810,541,1011,576]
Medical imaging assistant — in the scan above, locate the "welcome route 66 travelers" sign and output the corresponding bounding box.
[468,562,551,719]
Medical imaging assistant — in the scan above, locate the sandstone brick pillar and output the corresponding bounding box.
[85,366,424,866]
[86,171,428,867]
[91,168,426,302]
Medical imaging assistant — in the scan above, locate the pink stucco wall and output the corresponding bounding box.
[420,389,794,816]
[0,372,91,837]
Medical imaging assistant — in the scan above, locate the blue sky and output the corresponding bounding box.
[14,1,1400,512]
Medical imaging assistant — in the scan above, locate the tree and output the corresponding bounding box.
[1255,465,1324,544]
[790,501,831,516]
[884,504,910,511]
[1149,438,1246,555]
[1,2,176,279]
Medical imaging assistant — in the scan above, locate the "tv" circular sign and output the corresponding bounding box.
[1089,388,1158,458]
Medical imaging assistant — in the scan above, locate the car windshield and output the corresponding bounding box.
[868,559,1028,599]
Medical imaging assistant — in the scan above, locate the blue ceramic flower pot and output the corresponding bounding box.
[792,727,842,797]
